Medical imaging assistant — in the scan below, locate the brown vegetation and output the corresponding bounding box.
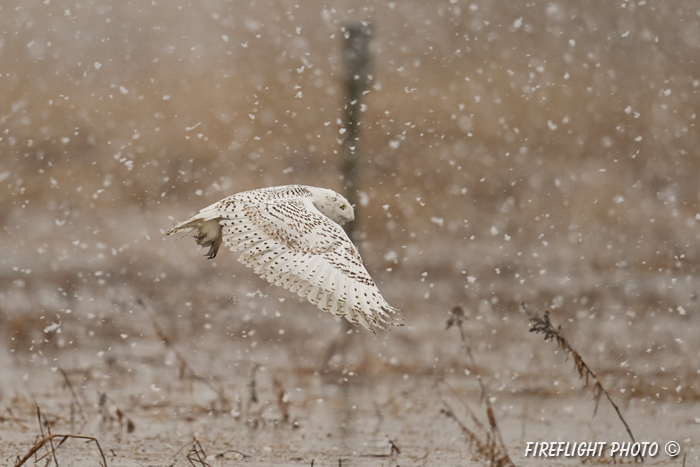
[1,0,698,465]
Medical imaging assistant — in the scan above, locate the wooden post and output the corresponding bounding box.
[337,25,372,435]
[341,23,372,242]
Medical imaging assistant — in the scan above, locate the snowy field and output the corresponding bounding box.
[1,1,699,465]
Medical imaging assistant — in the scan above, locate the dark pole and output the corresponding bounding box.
[342,23,372,242]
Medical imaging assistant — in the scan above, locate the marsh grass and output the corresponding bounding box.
[440,306,516,467]
[13,404,108,467]
[524,303,642,463]
[57,368,87,433]
[98,392,136,435]
[185,438,210,467]
[147,302,232,413]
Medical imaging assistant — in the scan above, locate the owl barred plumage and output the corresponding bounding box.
[165,185,401,331]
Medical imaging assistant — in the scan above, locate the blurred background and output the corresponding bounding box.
[0,0,699,462]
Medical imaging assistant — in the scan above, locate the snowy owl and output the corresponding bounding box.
[165,185,400,331]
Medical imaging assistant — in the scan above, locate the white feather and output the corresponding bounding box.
[165,185,400,331]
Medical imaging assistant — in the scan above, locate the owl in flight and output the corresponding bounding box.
[165,185,400,331]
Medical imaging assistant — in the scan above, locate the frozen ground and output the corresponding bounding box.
[0,310,697,466]
[0,211,698,465]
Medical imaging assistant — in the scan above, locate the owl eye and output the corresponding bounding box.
[340,205,346,210]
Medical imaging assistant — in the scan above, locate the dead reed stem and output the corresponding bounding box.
[186,438,210,467]
[174,436,251,464]
[441,306,516,467]
[16,406,107,467]
[273,376,290,423]
[388,437,401,456]
[34,403,57,466]
[249,363,259,404]
[4,407,28,430]
[147,308,229,410]
[14,434,109,467]
[99,392,136,434]
[523,303,642,463]
[58,367,88,432]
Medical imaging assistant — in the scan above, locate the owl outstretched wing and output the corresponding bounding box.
[166,188,400,331]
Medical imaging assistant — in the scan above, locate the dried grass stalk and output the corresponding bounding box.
[441,306,516,467]
[186,438,210,467]
[523,303,642,463]
[58,368,88,433]
[15,434,108,467]
[273,376,290,423]
[146,305,230,411]
[99,392,136,434]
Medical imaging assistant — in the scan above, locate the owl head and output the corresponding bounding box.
[308,187,355,225]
